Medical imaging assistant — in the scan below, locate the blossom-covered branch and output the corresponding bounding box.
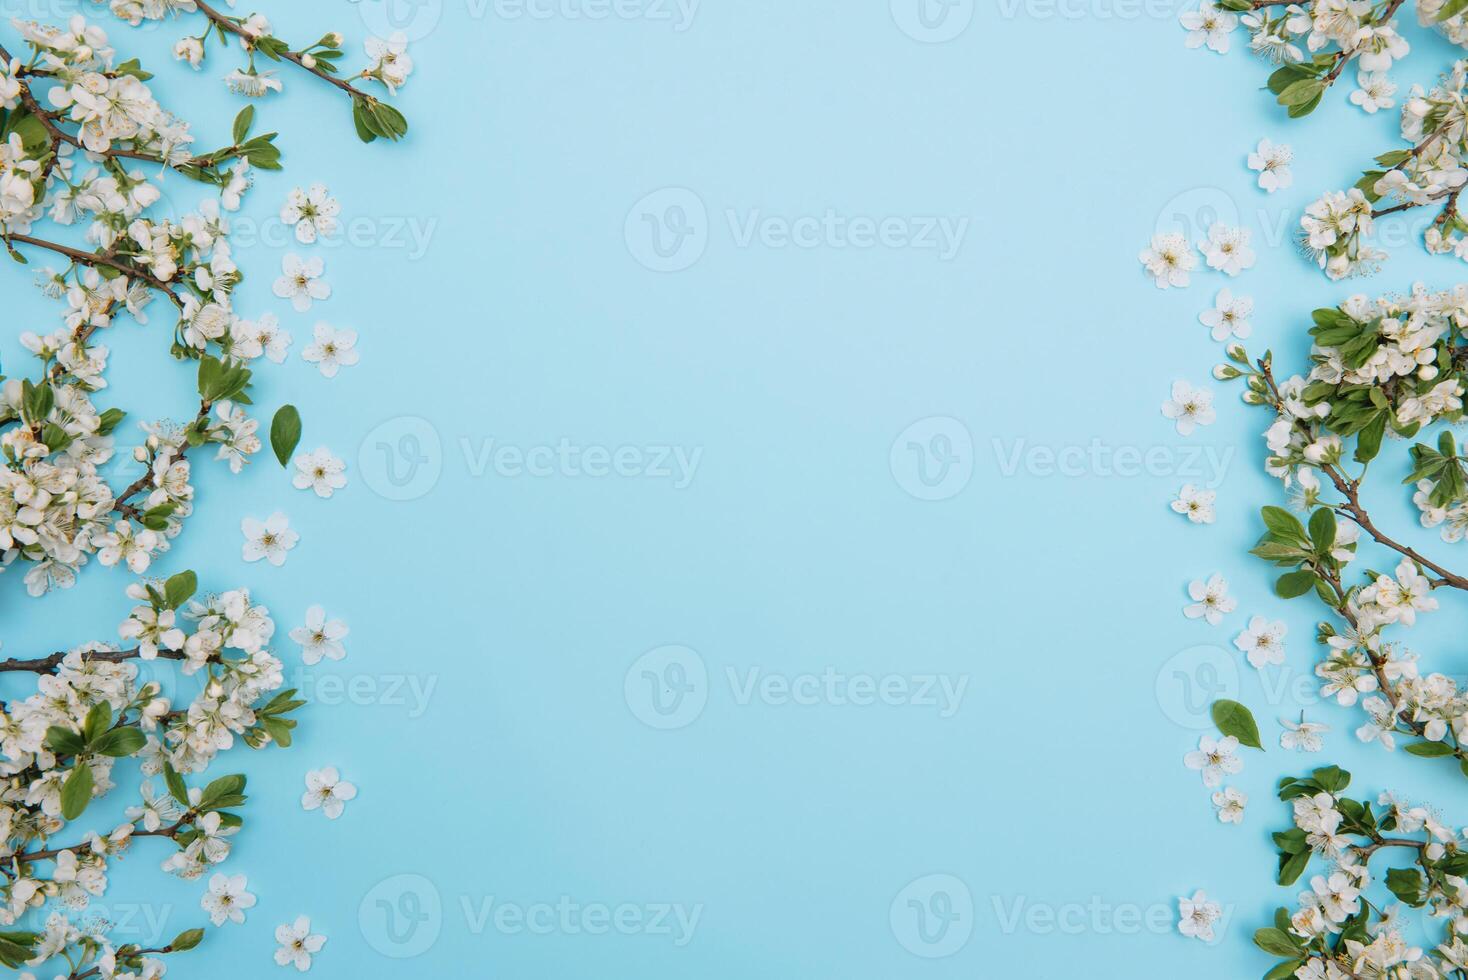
[0,574,304,974]
[1252,765,1468,978]
[1302,62,1468,278]
[2,7,404,975]
[105,1,412,142]
[1175,0,1468,118]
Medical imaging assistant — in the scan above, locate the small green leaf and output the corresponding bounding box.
[1405,740,1456,758]
[91,727,146,758]
[1386,867,1425,906]
[1211,699,1263,750]
[232,105,255,143]
[1308,508,1337,553]
[1253,928,1302,957]
[164,761,190,806]
[44,726,85,757]
[170,928,205,952]
[1261,506,1308,544]
[1275,570,1318,599]
[82,701,112,744]
[1355,412,1388,464]
[1277,848,1309,886]
[164,570,198,610]
[60,764,94,821]
[270,405,302,468]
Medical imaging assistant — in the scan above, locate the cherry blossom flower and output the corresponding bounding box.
[272,253,330,313]
[1198,222,1255,276]
[1280,717,1328,752]
[280,185,340,244]
[202,873,256,926]
[1140,232,1197,289]
[290,607,348,665]
[1185,735,1242,787]
[1234,615,1287,668]
[302,323,360,378]
[292,448,347,498]
[1177,890,1222,941]
[1211,787,1247,824]
[1162,381,1216,435]
[1199,288,1252,341]
[274,916,326,971]
[242,512,299,567]
[1179,2,1237,53]
[1171,484,1217,525]
[302,767,357,819]
[1184,573,1237,625]
[1247,139,1292,193]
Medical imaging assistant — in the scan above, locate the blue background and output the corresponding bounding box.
[5,0,1468,976]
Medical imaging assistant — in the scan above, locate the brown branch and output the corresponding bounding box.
[14,819,186,865]
[1258,363,1468,593]
[111,402,210,518]
[0,233,182,306]
[0,647,186,674]
[193,1,376,101]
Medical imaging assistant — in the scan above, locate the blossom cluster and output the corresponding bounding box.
[1176,0,1457,119]
[0,574,303,975]
[1255,766,1468,979]
[3,7,399,976]
[0,15,290,596]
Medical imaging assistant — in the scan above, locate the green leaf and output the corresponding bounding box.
[1261,506,1308,544]
[1386,867,1424,906]
[164,570,198,610]
[164,761,190,806]
[1312,765,1350,793]
[1308,508,1337,553]
[1277,848,1309,886]
[1273,828,1308,853]
[44,726,85,757]
[1275,570,1318,599]
[1253,928,1302,957]
[96,407,126,435]
[1355,412,1388,464]
[1267,63,1320,95]
[200,773,247,809]
[352,101,377,143]
[1211,699,1263,749]
[1405,740,1456,757]
[1276,78,1323,107]
[82,701,112,744]
[170,928,205,952]
[0,931,39,970]
[91,727,146,758]
[1264,961,1306,980]
[270,404,302,468]
[232,105,255,143]
[60,764,94,821]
